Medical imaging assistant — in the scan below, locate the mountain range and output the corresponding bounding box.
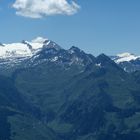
[0,37,140,73]
[0,37,140,140]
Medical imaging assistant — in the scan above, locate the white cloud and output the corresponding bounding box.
[12,0,80,18]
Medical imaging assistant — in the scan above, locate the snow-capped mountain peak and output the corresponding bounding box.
[117,52,133,57]
[31,37,48,44]
[0,37,65,68]
[0,43,32,58]
[113,52,140,63]
[27,37,48,50]
[43,40,62,51]
[0,37,52,59]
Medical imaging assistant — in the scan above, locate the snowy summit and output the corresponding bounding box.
[0,37,49,58]
[113,52,140,63]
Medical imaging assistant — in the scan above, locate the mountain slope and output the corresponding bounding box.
[48,55,140,140]
[12,53,140,140]
[0,75,62,140]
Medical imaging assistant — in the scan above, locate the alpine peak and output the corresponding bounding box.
[31,37,48,44]
[113,52,140,63]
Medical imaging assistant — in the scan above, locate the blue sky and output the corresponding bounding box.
[0,0,140,55]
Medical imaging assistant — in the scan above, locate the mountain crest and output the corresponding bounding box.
[96,53,112,63]
[68,46,82,54]
[43,40,62,51]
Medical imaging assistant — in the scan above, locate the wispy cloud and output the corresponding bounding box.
[12,0,80,18]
